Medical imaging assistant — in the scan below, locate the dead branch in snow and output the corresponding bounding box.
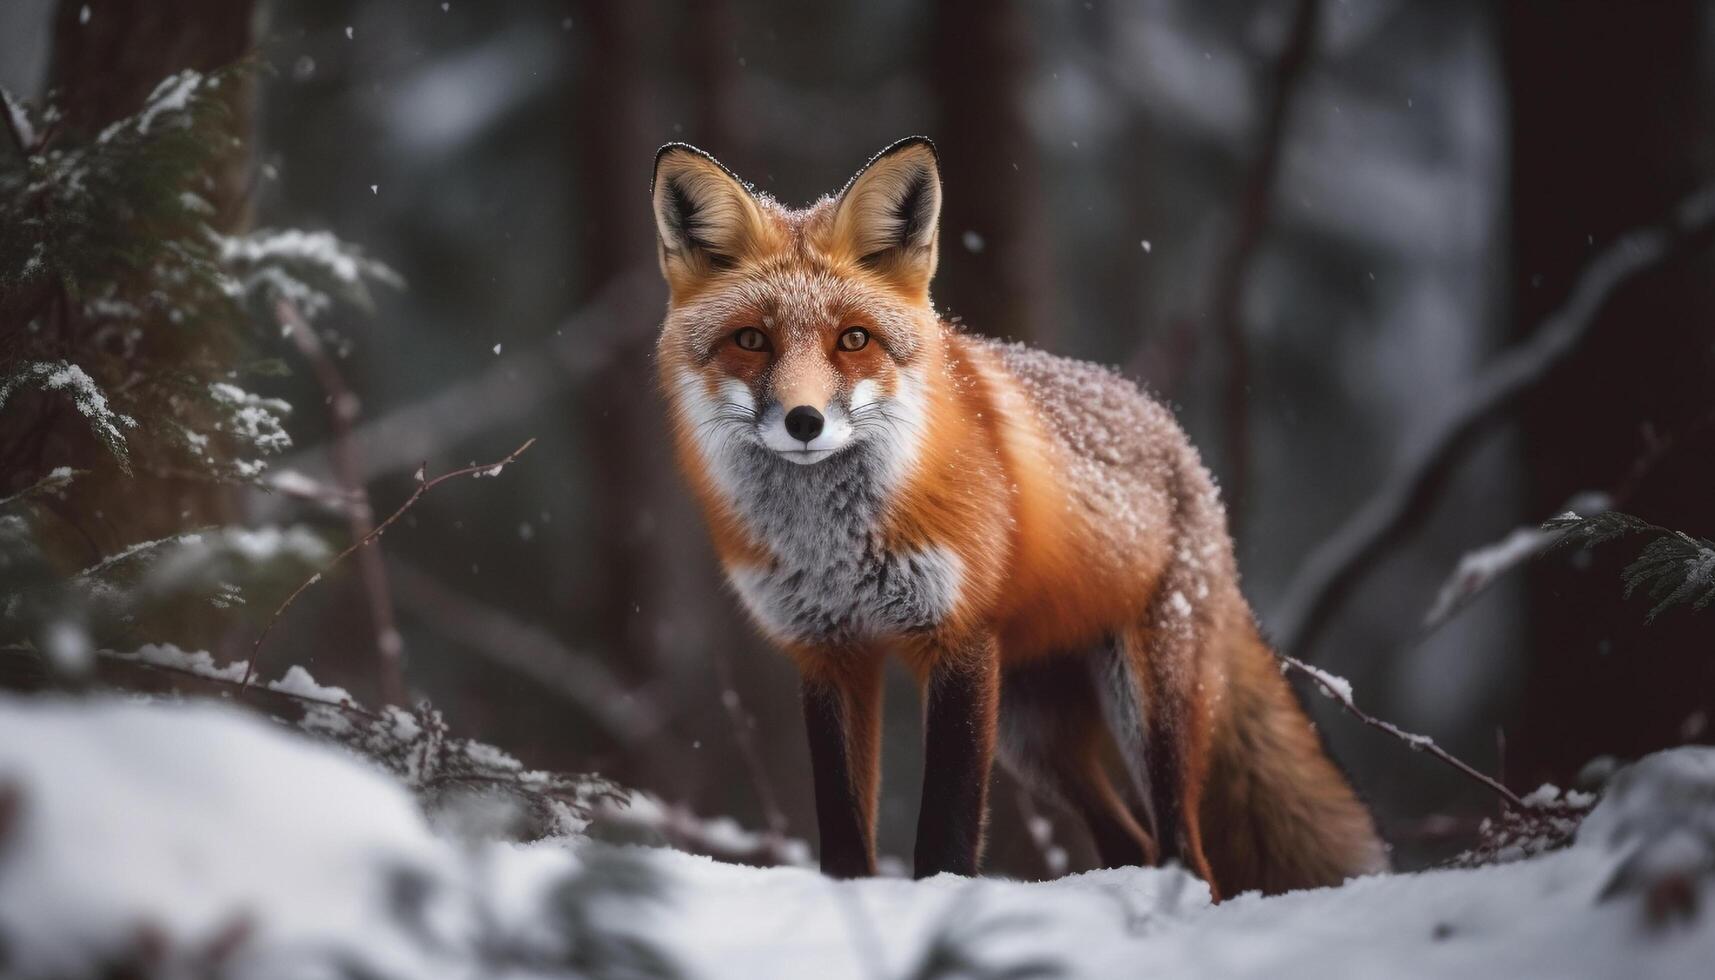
[242,437,537,692]
[1270,181,1715,660]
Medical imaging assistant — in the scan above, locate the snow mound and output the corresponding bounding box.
[0,697,616,979]
[1,697,1712,979]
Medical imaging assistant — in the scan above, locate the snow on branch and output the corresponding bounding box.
[98,643,623,839]
[0,465,81,512]
[1420,490,1612,630]
[222,229,404,318]
[0,361,137,470]
[597,792,813,870]
[1275,651,1526,810]
[1270,180,1715,659]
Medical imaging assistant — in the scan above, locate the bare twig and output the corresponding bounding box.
[241,437,537,691]
[1270,181,1715,659]
[1206,0,1320,538]
[1276,651,1528,810]
[277,298,406,704]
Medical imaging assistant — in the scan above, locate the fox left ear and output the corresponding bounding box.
[830,137,941,294]
[652,143,775,294]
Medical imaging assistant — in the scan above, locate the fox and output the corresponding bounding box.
[649,136,1388,897]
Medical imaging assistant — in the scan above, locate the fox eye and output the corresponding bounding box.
[733,327,768,352]
[837,327,870,352]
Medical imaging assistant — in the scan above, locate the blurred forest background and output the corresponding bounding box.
[2,0,1712,877]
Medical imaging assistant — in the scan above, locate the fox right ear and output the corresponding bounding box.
[651,144,773,291]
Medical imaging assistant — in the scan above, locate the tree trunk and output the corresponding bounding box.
[927,0,1051,344]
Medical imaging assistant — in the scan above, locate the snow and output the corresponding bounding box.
[100,70,202,142]
[1288,657,1354,704]
[111,643,249,683]
[2,697,1712,978]
[209,381,293,454]
[219,229,401,288]
[2,88,36,151]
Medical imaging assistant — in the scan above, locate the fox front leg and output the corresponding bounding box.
[913,634,1001,878]
[801,655,885,878]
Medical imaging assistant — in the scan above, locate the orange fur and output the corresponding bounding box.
[651,138,1387,893]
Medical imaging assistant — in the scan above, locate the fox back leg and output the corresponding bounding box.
[1105,607,1221,897]
[998,652,1159,869]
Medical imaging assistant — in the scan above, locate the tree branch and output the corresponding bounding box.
[1276,652,1528,810]
[241,437,537,691]
[1269,180,1715,659]
[1207,0,1320,538]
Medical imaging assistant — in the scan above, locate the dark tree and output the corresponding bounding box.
[927,0,1051,344]
[0,0,256,555]
[1504,0,1715,786]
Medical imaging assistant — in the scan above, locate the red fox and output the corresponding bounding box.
[649,137,1387,897]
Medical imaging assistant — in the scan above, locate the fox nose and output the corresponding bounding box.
[784,405,824,443]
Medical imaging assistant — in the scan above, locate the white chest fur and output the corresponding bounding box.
[673,370,959,646]
[720,446,962,647]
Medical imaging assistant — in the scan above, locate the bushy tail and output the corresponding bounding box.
[1200,634,1389,895]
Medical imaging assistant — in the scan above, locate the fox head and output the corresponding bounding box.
[651,138,942,491]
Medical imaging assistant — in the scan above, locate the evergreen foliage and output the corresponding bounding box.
[1545,511,1715,622]
[1,65,398,489]
[0,65,397,670]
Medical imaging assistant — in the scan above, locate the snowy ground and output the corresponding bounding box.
[0,696,1710,979]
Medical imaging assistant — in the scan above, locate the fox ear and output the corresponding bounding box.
[830,137,941,294]
[652,144,772,288]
